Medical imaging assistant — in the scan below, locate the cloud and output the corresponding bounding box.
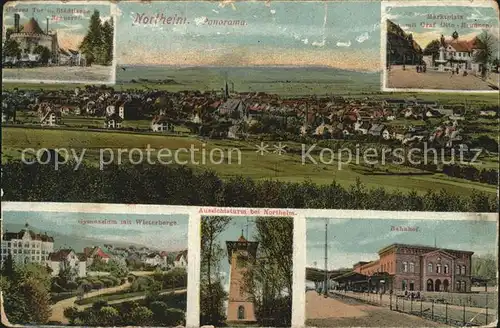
[301,38,309,45]
[212,9,219,14]
[356,32,370,43]
[270,9,276,15]
[194,16,207,26]
[312,39,326,47]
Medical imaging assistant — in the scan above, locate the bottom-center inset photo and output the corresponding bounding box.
[199,216,294,327]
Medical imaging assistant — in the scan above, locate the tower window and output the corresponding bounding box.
[238,305,245,320]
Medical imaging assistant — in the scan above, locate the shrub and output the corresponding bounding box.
[92,281,104,290]
[65,281,79,290]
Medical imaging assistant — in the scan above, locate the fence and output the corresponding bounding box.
[332,291,496,327]
[393,295,495,327]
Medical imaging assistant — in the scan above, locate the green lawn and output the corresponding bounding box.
[2,127,497,196]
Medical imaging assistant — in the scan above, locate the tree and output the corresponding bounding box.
[32,45,51,64]
[20,276,52,323]
[472,254,496,283]
[474,30,498,77]
[3,39,21,59]
[79,10,114,66]
[63,306,80,324]
[423,39,441,60]
[101,18,114,65]
[243,217,294,327]
[200,216,232,325]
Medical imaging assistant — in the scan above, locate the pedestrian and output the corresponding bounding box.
[456,66,459,75]
[423,64,427,73]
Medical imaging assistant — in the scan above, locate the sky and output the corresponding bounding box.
[2,211,189,252]
[3,2,112,51]
[115,1,381,71]
[306,217,498,273]
[384,5,499,50]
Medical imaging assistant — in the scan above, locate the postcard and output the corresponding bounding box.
[304,214,498,327]
[382,0,500,92]
[0,204,192,327]
[1,0,499,213]
[2,1,116,84]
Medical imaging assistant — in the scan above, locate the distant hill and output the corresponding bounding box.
[3,223,182,253]
[386,19,423,65]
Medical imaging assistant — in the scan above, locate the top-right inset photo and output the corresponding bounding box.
[382,1,499,92]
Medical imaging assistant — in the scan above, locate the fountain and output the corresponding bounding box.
[435,45,447,72]
[434,34,448,72]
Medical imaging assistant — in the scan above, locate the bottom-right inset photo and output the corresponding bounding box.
[305,217,497,327]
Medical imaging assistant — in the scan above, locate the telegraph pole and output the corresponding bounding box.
[324,218,328,298]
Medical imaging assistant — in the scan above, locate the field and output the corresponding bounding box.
[2,127,497,197]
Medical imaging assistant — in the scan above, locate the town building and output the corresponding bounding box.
[9,15,59,63]
[1,224,54,266]
[351,243,473,293]
[174,250,188,268]
[48,249,87,278]
[83,246,111,266]
[226,234,258,323]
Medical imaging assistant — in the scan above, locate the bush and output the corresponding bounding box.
[164,308,185,326]
[120,278,127,285]
[127,275,136,283]
[100,278,114,288]
[51,281,67,293]
[65,281,79,290]
[92,281,104,290]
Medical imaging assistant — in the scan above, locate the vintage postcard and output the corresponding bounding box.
[304,214,498,327]
[0,204,191,327]
[199,215,294,327]
[1,0,498,213]
[2,1,116,84]
[382,0,500,92]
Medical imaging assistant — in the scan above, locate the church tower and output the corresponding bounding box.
[226,233,259,323]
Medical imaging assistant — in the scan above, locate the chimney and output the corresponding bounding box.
[14,13,20,33]
[46,17,49,34]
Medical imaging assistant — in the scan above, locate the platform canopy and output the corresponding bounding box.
[305,267,351,282]
[333,271,368,283]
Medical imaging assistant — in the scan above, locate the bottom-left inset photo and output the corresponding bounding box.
[1,209,189,327]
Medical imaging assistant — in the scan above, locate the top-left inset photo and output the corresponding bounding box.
[2,1,116,84]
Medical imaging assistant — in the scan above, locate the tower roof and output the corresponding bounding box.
[23,18,44,34]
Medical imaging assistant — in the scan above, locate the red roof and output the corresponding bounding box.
[96,248,110,259]
[237,235,247,242]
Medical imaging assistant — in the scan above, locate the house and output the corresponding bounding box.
[48,249,86,278]
[479,110,497,117]
[104,113,123,129]
[39,105,62,126]
[151,115,174,132]
[368,124,390,140]
[383,99,406,109]
[218,99,247,121]
[144,253,164,267]
[174,250,188,268]
[426,109,443,118]
[83,246,111,266]
[67,49,87,66]
[354,121,370,135]
[1,224,54,266]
